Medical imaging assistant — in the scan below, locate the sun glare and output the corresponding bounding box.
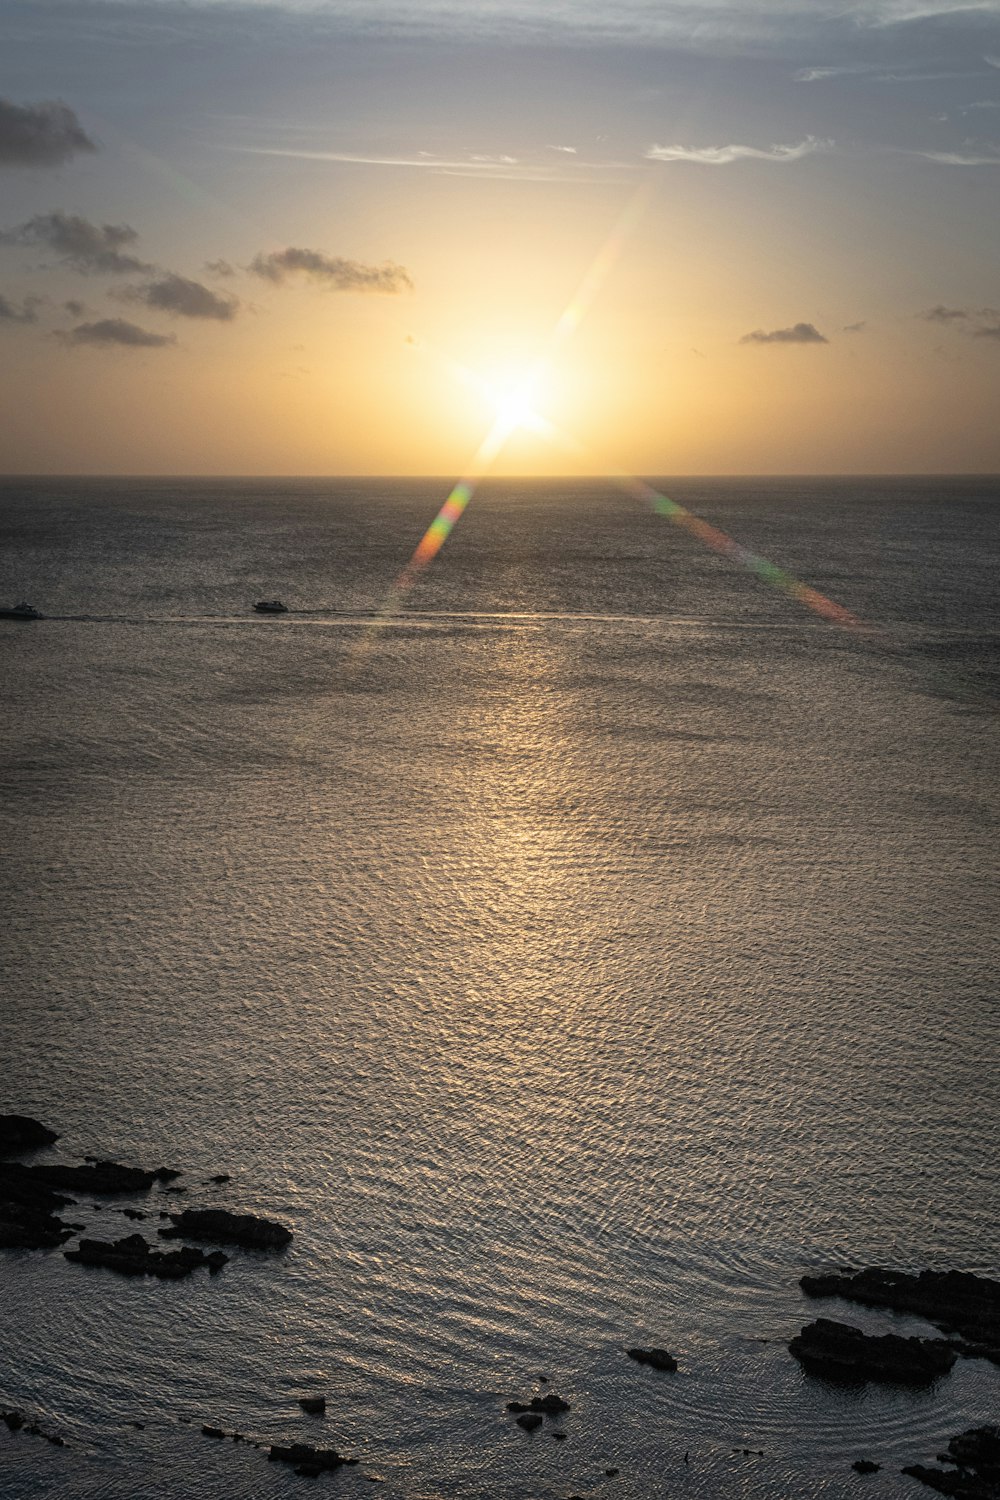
[482,364,549,435]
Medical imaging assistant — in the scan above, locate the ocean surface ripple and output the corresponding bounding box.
[1,476,998,1498]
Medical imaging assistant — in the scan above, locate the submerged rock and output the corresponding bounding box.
[626,1347,678,1372]
[65,1233,229,1279]
[853,1459,881,1474]
[789,1318,956,1384]
[902,1425,1000,1496]
[298,1397,326,1415]
[516,1413,543,1432]
[268,1443,356,1471]
[0,1115,58,1153]
[160,1208,292,1248]
[801,1267,1000,1359]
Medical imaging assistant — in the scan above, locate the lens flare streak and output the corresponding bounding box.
[366,174,860,636]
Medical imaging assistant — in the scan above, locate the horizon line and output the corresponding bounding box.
[2,471,999,482]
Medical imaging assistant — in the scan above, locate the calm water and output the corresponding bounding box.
[1,476,998,1499]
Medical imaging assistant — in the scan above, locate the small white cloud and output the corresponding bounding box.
[547,145,577,154]
[645,137,828,166]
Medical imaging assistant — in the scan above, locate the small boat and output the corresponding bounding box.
[0,602,43,620]
[253,600,289,614]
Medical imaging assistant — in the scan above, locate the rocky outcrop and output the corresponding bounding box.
[801,1268,1000,1353]
[902,1425,1000,1497]
[626,1347,678,1372]
[507,1394,571,1416]
[853,1460,881,1474]
[28,1161,180,1194]
[268,1443,357,1475]
[516,1413,543,1431]
[298,1397,326,1415]
[159,1208,292,1248]
[65,1233,228,1279]
[0,1163,75,1248]
[790,1319,956,1384]
[0,1116,58,1153]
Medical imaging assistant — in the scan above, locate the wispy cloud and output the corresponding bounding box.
[229,144,618,180]
[125,271,239,320]
[0,291,40,323]
[0,98,95,168]
[0,212,152,273]
[646,137,828,165]
[919,303,1000,337]
[741,322,830,344]
[916,145,1000,163]
[843,320,867,331]
[249,246,413,292]
[61,317,175,348]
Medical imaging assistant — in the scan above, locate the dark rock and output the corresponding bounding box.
[29,1161,165,1195]
[206,1250,228,1273]
[553,1432,568,1441]
[65,1234,228,1279]
[2,1409,25,1431]
[121,1209,145,1221]
[0,1115,58,1153]
[507,1393,571,1416]
[160,1208,292,1248]
[606,1467,619,1476]
[47,1434,65,1447]
[789,1318,957,1384]
[801,1267,1000,1350]
[202,1425,225,1439]
[210,1174,231,1184]
[298,1397,326,1415]
[0,1163,76,1249]
[626,1347,678,1372]
[516,1413,543,1432]
[853,1460,881,1474]
[902,1426,1000,1496]
[268,1443,357,1471]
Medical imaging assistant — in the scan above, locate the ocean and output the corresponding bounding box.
[1,475,998,1499]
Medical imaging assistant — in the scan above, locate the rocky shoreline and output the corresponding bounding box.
[4,1114,999,1492]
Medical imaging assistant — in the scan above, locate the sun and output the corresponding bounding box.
[481,363,549,436]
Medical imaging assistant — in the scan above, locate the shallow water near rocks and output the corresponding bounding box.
[1,476,998,1498]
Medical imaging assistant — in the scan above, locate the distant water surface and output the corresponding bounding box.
[1,476,998,1499]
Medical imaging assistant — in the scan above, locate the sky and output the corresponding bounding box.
[1,0,999,475]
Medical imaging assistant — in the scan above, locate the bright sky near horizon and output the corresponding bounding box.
[1,0,999,475]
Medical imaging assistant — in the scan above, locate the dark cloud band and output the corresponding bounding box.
[62,317,175,348]
[741,322,829,345]
[1,212,151,274]
[0,99,95,168]
[249,246,413,293]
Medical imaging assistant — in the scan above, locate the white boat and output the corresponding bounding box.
[253,600,288,614]
[0,602,42,620]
